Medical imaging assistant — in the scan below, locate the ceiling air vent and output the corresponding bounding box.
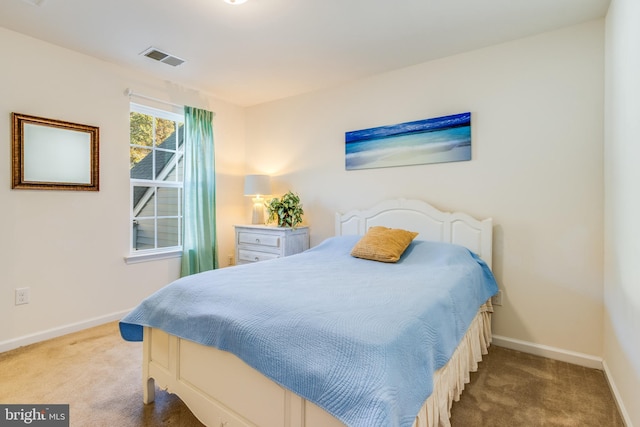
[140,47,185,67]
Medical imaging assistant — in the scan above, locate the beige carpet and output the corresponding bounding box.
[0,322,203,427]
[449,346,625,427]
[0,322,624,427]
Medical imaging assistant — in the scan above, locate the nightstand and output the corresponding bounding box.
[234,225,310,265]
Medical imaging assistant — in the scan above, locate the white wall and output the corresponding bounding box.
[0,27,246,349]
[604,0,640,424]
[246,21,605,357]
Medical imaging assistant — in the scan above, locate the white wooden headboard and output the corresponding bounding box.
[335,199,493,267]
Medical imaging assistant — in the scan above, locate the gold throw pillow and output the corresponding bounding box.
[350,226,419,263]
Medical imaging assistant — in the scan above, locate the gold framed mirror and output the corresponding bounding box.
[12,113,99,191]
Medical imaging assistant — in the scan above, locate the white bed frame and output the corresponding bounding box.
[141,199,493,427]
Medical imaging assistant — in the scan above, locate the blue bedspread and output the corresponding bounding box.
[120,236,498,427]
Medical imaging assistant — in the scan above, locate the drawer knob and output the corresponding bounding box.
[255,238,261,243]
[254,257,259,261]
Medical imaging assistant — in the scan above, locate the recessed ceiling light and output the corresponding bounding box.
[224,0,248,4]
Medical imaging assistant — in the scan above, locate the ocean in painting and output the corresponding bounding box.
[345,112,471,170]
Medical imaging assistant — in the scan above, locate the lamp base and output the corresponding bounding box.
[251,197,265,224]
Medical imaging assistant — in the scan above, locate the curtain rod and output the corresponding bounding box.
[124,88,183,109]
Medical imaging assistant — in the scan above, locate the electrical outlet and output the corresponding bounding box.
[491,290,503,306]
[228,254,234,266]
[15,287,30,305]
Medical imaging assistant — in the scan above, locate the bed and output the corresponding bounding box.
[120,198,497,427]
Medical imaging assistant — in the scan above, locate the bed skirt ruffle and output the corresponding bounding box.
[413,300,493,427]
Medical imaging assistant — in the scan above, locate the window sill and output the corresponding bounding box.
[124,249,182,264]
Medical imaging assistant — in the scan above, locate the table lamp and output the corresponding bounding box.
[244,174,271,224]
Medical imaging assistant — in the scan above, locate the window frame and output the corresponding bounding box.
[126,103,185,263]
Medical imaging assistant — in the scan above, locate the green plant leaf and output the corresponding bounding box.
[264,191,304,228]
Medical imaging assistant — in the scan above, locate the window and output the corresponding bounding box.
[129,104,184,257]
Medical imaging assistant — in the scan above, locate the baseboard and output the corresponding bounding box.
[0,309,131,353]
[492,334,603,370]
[602,360,634,427]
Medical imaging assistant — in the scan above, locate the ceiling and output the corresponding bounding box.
[0,0,610,106]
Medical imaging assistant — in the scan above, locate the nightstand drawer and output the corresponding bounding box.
[237,232,281,248]
[238,249,280,263]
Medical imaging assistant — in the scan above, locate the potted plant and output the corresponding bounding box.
[265,191,304,228]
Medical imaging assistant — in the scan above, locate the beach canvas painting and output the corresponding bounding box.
[345,112,471,170]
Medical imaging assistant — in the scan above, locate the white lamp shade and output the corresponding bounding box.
[244,174,271,196]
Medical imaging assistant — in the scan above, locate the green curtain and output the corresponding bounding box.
[180,106,218,276]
